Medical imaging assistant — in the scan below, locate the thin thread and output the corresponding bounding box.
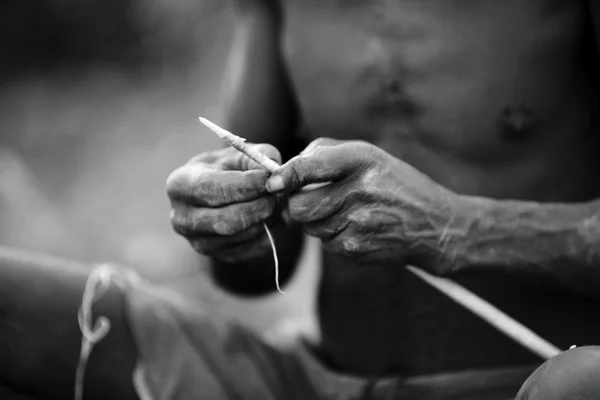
[74,266,115,400]
[197,117,563,355]
[263,222,285,294]
[199,117,285,295]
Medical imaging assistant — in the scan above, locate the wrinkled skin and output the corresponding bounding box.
[166,143,285,264]
[168,0,600,379]
[267,138,460,273]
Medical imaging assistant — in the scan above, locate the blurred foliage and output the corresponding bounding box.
[0,0,317,333]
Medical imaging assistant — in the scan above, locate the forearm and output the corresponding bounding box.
[428,194,600,297]
[210,222,305,296]
[220,0,302,163]
[210,3,306,296]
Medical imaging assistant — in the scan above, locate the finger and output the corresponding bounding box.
[222,143,282,172]
[203,233,274,264]
[302,205,381,240]
[266,141,375,193]
[186,147,232,165]
[299,137,345,156]
[170,196,277,237]
[166,164,271,207]
[188,218,276,255]
[301,213,351,240]
[297,138,343,192]
[286,182,356,223]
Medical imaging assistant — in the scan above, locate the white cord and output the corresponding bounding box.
[407,266,562,359]
[74,265,116,400]
[263,222,285,294]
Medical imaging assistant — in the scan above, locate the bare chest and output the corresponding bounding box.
[279,0,600,200]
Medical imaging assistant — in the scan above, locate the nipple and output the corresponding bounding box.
[499,105,539,142]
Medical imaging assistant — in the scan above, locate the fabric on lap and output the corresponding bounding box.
[109,267,536,400]
[122,276,324,400]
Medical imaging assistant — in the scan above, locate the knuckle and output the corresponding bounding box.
[190,171,226,207]
[165,167,186,197]
[187,169,211,193]
[213,198,276,236]
[287,203,307,223]
[306,138,327,150]
[285,162,303,188]
[355,141,380,164]
[341,237,365,256]
[258,196,278,216]
[213,215,248,237]
[166,165,219,205]
[191,238,223,256]
[311,145,328,158]
[318,137,341,147]
[290,205,316,223]
[306,137,337,151]
[212,219,239,236]
[171,212,194,236]
[189,239,207,254]
[326,233,365,256]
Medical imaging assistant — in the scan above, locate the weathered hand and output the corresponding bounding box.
[266,138,463,273]
[166,144,284,264]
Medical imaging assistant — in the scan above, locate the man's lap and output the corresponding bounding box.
[114,267,536,400]
[0,252,566,400]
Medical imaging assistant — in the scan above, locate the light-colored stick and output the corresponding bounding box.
[198,117,563,358]
[199,117,280,173]
[407,266,562,359]
[199,117,285,294]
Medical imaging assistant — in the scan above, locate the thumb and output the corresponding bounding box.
[265,142,373,193]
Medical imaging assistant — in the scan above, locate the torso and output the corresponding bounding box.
[279,0,600,376]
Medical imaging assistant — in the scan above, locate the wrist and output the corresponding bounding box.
[443,195,590,278]
[414,191,477,276]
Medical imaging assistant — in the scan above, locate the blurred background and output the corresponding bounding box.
[0,0,318,336]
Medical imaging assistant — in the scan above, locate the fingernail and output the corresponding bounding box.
[266,175,285,193]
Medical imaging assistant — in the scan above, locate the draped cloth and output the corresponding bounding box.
[81,265,533,400]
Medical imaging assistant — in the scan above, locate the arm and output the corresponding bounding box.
[264,139,600,297]
[209,1,306,296]
[438,5,600,296]
[431,195,600,297]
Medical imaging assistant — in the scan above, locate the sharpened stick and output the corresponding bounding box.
[199,117,563,356]
[199,117,280,173]
[198,117,285,293]
[407,266,562,359]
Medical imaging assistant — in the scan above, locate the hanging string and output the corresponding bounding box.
[263,222,284,294]
[199,117,285,295]
[74,265,115,400]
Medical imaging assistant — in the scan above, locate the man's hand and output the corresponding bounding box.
[166,144,284,264]
[265,138,465,274]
